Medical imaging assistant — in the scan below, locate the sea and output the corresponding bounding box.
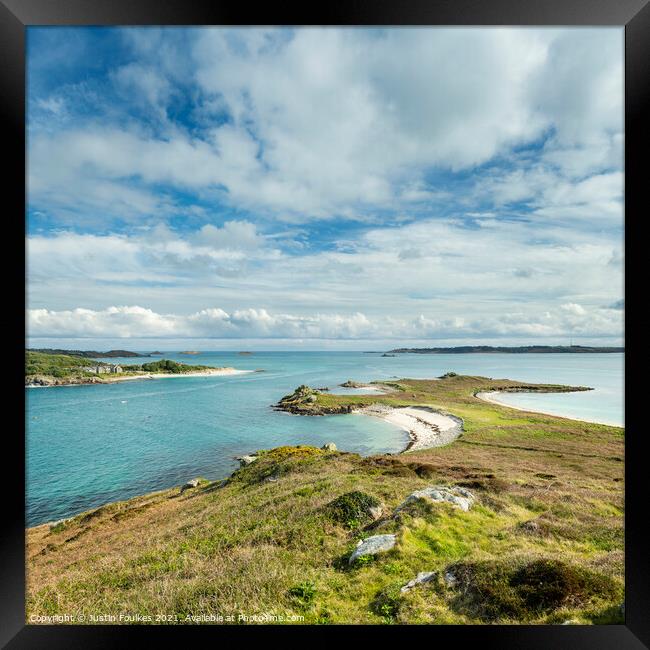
[26,351,624,527]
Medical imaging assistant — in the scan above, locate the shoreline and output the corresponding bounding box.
[475,391,623,427]
[29,404,463,529]
[26,367,252,387]
[353,404,463,452]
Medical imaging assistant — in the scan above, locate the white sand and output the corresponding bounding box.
[355,404,463,452]
[337,385,390,394]
[475,391,621,427]
[106,368,252,383]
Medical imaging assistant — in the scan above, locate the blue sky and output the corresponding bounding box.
[26,27,624,349]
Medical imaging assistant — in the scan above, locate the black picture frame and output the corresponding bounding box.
[2,0,647,646]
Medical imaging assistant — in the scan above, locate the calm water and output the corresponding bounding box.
[26,352,624,526]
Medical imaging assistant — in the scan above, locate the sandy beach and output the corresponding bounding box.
[333,384,391,395]
[354,404,463,452]
[474,391,621,427]
[26,367,252,387]
[107,368,252,382]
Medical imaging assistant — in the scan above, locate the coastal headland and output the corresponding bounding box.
[25,351,247,387]
[26,373,623,625]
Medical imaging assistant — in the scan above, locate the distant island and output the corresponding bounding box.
[28,348,150,358]
[388,345,624,354]
[25,351,239,386]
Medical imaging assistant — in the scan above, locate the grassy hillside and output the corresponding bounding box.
[25,351,212,385]
[25,351,100,378]
[26,375,624,625]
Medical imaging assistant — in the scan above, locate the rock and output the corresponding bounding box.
[400,571,436,593]
[321,442,337,452]
[264,475,279,483]
[349,534,396,564]
[520,519,540,533]
[368,505,384,521]
[180,478,199,494]
[561,619,581,625]
[397,485,476,513]
[237,455,258,467]
[443,570,458,587]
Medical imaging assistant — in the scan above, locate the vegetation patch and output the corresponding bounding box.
[448,558,620,622]
[455,476,509,494]
[25,351,97,378]
[355,456,418,478]
[288,581,317,609]
[133,359,211,373]
[230,445,328,485]
[371,583,403,620]
[326,491,381,528]
[405,462,438,478]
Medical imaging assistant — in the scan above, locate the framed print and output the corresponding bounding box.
[2,0,648,646]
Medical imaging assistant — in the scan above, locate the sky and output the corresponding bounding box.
[26,27,624,350]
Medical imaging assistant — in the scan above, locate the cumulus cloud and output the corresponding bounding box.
[26,214,623,337]
[27,303,623,341]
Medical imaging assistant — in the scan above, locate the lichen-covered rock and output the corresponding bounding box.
[237,455,258,467]
[397,485,476,512]
[401,571,436,593]
[321,442,337,452]
[349,534,396,564]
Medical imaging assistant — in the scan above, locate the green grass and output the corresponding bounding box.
[25,351,97,377]
[130,359,212,374]
[26,374,623,625]
[26,350,213,382]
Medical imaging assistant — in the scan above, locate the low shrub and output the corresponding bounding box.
[326,491,381,528]
[448,558,619,622]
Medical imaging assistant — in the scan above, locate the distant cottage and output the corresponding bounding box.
[89,364,123,374]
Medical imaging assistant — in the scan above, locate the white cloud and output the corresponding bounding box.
[27,302,623,341]
[28,27,623,222]
[26,28,624,345]
[26,216,624,342]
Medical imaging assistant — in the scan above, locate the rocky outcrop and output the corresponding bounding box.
[321,442,337,452]
[340,380,365,388]
[396,485,476,513]
[237,455,258,467]
[274,385,353,415]
[349,534,396,564]
[26,374,105,387]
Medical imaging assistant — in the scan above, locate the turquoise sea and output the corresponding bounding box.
[26,352,624,526]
